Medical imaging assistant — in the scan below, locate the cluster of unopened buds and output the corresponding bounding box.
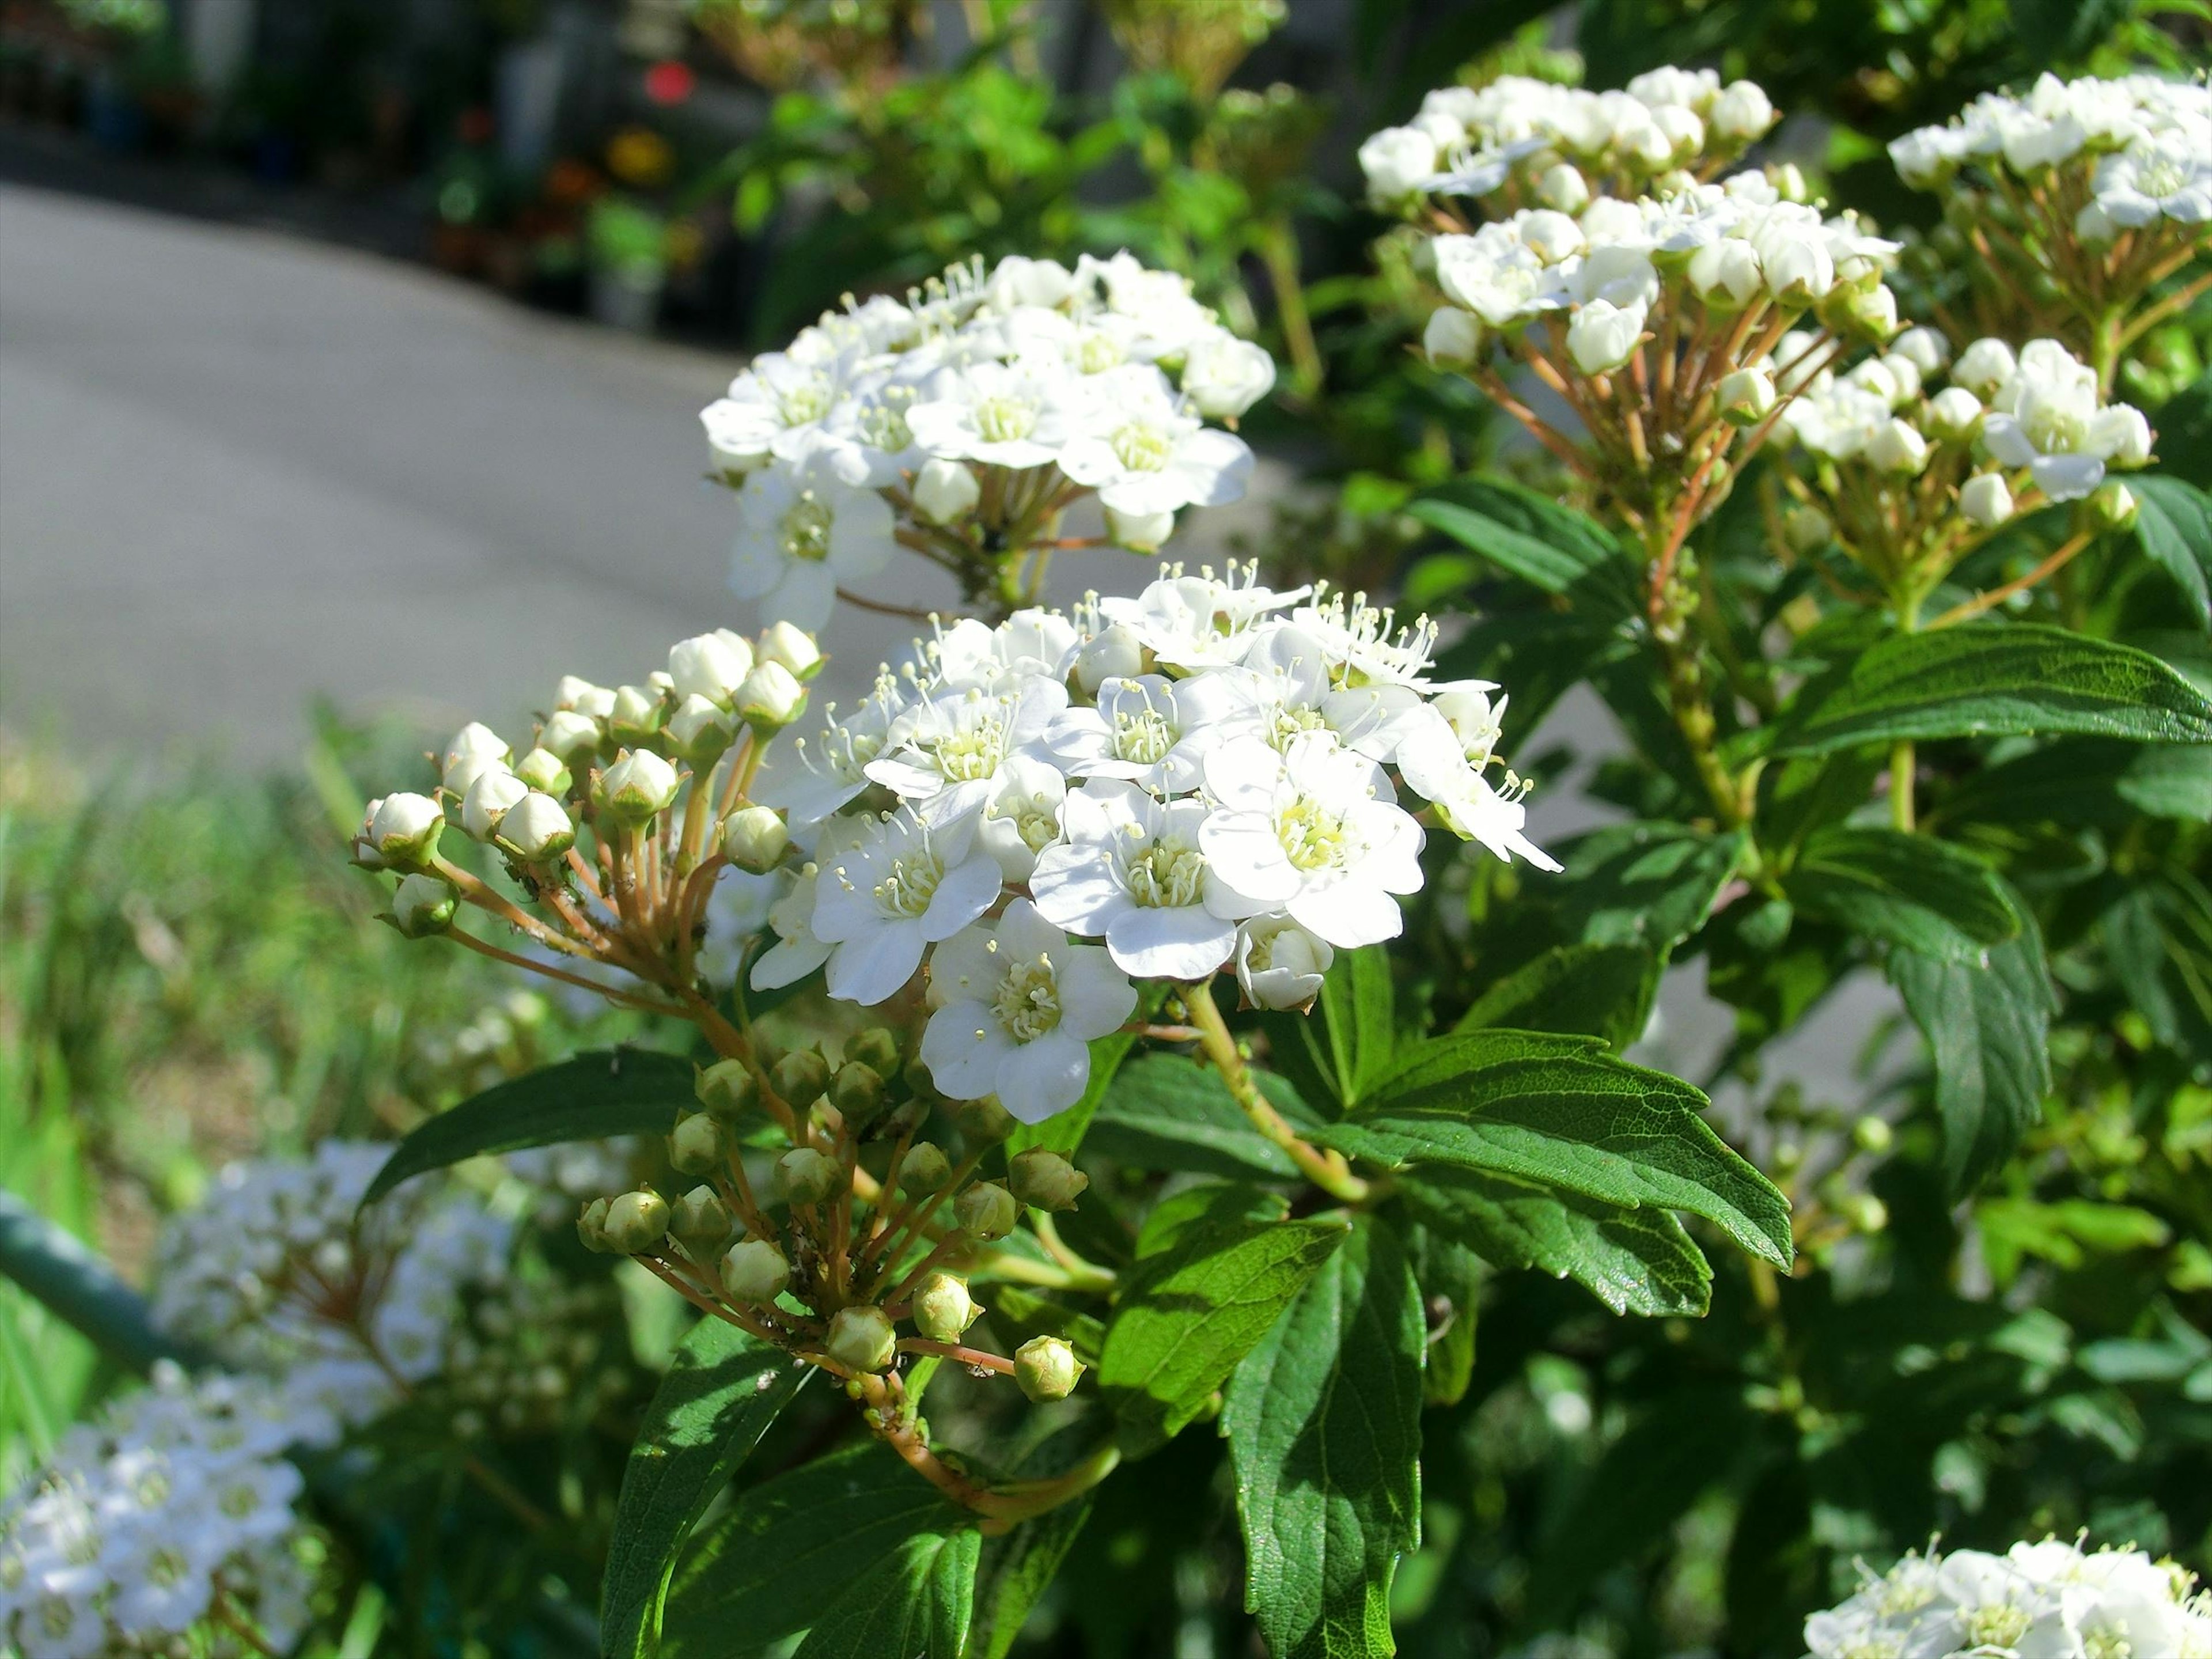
[357,567,1557,1491]
[702,249,1277,626]
[1803,1537,2212,1659]
[0,1367,320,1659]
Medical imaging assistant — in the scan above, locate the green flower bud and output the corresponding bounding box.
[847,1027,903,1078]
[759,621,824,682]
[595,749,681,825]
[912,1273,981,1344]
[900,1142,952,1195]
[389,872,459,938]
[668,1111,728,1177]
[736,662,808,733]
[1851,1116,1894,1156]
[955,1181,1018,1241]
[1008,1150,1088,1213]
[576,1196,612,1253]
[721,806,791,874]
[1013,1335,1082,1403]
[608,683,664,749]
[696,1059,760,1122]
[774,1147,842,1206]
[949,1095,1015,1145]
[669,1185,733,1255]
[829,1062,887,1122]
[719,1238,790,1304]
[365,792,445,872]
[604,1188,671,1255]
[513,747,572,797]
[2085,480,2138,532]
[772,1050,831,1111]
[825,1305,899,1373]
[668,695,738,764]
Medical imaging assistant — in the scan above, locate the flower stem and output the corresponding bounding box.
[1184,980,1369,1205]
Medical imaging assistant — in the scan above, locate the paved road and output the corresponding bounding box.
[0,176,1896,1114]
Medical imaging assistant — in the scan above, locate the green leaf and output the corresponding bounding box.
[1455,942,1660,1051]
[363,1049,693,1206]
[1087,1055,1321,1181]
[1308,1032,1793,1268]
[2116,744,2212,820]
[2132,474,2212,628]
[1553,822,1745,952]
[1784,827,2018,961]
[967,1495,1094,1659]
[1772,623,2212,755]
[662,1442,963,1658]
[1403,1227,1481,1407]
[601,1320,811,1659]
[1264,945,1397,1110]
[1407,478,1634,614]
[1223,1218,1423,1659]
[1396,1165,1711,1316]
[1100,1211,1348,1457]
[1889,900,2056,1196]
[1007,1029,1135,1161]
[791,1525,980,1659]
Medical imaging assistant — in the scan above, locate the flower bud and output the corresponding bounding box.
[949,1094,1016,1145]
[1832,282,1899,343]
[1422,306,1482,367]
[669,1185,733,1254]
[496,792,575,862]
[555,675,606,712]
[737,662,808,733]
[1687,239,1763,309]
[1008,1150,1088,1213]
[2084,480,2138,532]
[1013,1335,1082,1403]
[1782,505,1832,554]
[1534,161,1589,213]
[459,768,527,841]
[696,1058,760,1122]
[1715,367,1775,427]
[719,1238,790,1304]
[1710,79,1774,140]
[1566,299,1645,376]
[1760,237,1834,305]
[608,684,664,748]
[900,1142,953,1195]
[1953,338,2017,397]
[542,709,602,761]
[390,872,459,938]
[1843,1193,1889,1233]
[774,1147,842,1206]
[1892,326,1949,377]
[1926,386,1983,441]
[771,1050,831,1110]
[1072,624,1146,694]
[955,1181,1018,1240]
[1106,506,1177,554]
[825,1305,898,1373]
[442,722,509,782]
[721,805,790,874]
[595,749,680,825]
[1358,124,1438,202]
[2090,404,2153,468]
[1851,1116,1894,1156]
[576,1196,612,1253]
[513,747,572,797]
[668,1111,729,1177]
[668,630,753,707]
[368,792,444,870]
[912,1273,982,1344]
[668,695,737,764]
[829,1061,887,1122]
[912,457,982,526]
[1866,418,1930,476]
[759,621,824,682]
[604,1188,671,1255]
[1767,161,1812,202]
[1181,333,1276,420]
[1959,472,2014,528]
[846,1027,903,1078]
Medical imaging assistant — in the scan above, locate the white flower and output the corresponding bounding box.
[921,900,1135,1121]
[811,803,1004,1006]
[703,350,851,473]
[1960,471,2015,527]
[977,755,1066,881]
[1953,337,2018,396]
[1047,672,1252,793]
[1709,79,1774,140]
[911,456,982,525]
[1395,711,1560,870]
[1097,563,1310,673]
[1359,125,1441,199]
[1423,306,1483,366]
[729,458,895,630]
[1031,781,1240,979]
[1927,385,1983,440]
[1076,251,1217,361]
[1566,299,1646,375]
[906,360,1085,469]
[865,673,1069,809]
[1199,733,1425,948]
[1865,417,1930,475]
[1234,915,1334,1010]
[1058,368,1255,517]
[1433,234,1559,327]
[757,672,907,827]
[1982,339,2133,500]
[1179,331,1277,419]
[2092,137,2212,227]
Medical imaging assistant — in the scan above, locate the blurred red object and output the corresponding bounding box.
[643,60,695,106]
[457,105,495,145]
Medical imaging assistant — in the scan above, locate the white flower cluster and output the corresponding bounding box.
[0,1367,318,1659]
[701,252,1276,627]
[1358,69,1778,209]
[1782,328,2152,517]
[1891,73,2212,243]
[1804,1538,2212,1659]
[151,1141,514,1437]
[751,565,1556,1122]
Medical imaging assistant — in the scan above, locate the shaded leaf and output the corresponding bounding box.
[2133,474,2212,628]
[1455,942,1660,1051]
[1785,827,2018,961]
[1088,1055,1321,1180]
[1408,478,1634,615]
[1264,945,1397,1111]
[791,1525,980,1659]
[967,1495,1094,1659]
[1554,822,1745,952]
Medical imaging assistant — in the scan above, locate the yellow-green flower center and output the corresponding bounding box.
[975,394,1040,445]
[1126,841,1205,908]
[1110,422,1175,472]
[780,493,834,562]
[1277,797,1349,872]
[873,854,944,918]
[993,956,1062,1042]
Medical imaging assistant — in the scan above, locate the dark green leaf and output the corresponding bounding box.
[790,1525,980,1659]
[1264,945,1396,1110]
[2116,744,2212,820]
[1455,942,1661,1051]
[1889,899,2056,1196]
[1224,1218,1423,1659]
[1772,623,2212,754]
[1407,478,1633,615]
[1309,1032,1793,1268]
[1088,1055,1321,1180]
[662,1443,963,1658]
[2133,474,2212,629]
[1134,1184,1289,1260]
[1397,1165,1711,1316]
[1404,1226,1481,1407]
[1101,1212,1347,1457]
[967,1495,1094,1659]
[1785,827,2018,961]
[1008,1029,1135,1161]
[601,1320,811,1659]
[1554,823,1745,952]
[363,1049,693,1206]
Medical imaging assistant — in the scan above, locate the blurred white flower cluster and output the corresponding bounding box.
[1359,68,1779,209]
[700,252,1277,627]
[752,565,1555,1122]
[150,1141,514,1436]
[1804,1537,2212,1659]
[0,1367,319,1659]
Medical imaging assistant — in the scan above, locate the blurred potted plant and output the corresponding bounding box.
[586,194,671,330]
